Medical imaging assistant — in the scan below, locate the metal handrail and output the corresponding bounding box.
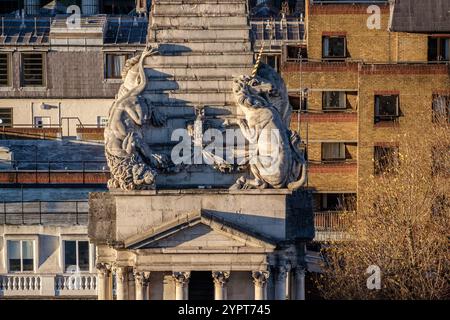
[1,200,89,226]
[0,124,62,128]
[314,211,354,232]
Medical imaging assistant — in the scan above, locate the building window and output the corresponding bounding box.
[0,53,10,86]
[63,240,90,272]
[432,145,450,176]
[261,54,280,73]
[289,93,307,112]
[7,240,34,272]
[285,45,307,61]
[105,53,131,79]
[428,37,449,62]
[322,142,346,162]
[0,108,12,127]
[432,94,450,123]
[323,91,346,110]
[314,193,356,211]
[374,95,400,123]
[21,53,45,87]
[374,146,399,175]
[322,36,346,59]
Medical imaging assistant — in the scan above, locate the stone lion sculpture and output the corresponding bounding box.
[229,63,307,190]
[104,45,170,190]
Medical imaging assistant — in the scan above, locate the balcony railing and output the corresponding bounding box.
[0,201,89,225]
[1,125,62,140]
[0,160,109,185]
[0,274,97,297]
[55,274,97,296]
[314,211,353,232]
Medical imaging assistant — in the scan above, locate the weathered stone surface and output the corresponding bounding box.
[88,192,116,244]
[89,189,314,244]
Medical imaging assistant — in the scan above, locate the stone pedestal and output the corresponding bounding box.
[89,189,314,300]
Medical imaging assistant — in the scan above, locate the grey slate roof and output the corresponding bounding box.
[390,0,450,33]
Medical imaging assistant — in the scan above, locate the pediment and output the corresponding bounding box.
[125,210,276,251]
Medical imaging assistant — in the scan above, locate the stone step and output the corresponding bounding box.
[145,66,253,80]
[154,28,250,42]
[151,15,248,29]
[146,79,233,91]
[143,91,236,106]
[144,53,253,67]
[152,2,247,17]
[155,42,252,55]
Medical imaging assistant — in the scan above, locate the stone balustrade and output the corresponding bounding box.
[55,274,97,296]
[0,274,97,297]
[0,275,41,296]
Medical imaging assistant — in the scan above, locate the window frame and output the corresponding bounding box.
[428,37,450,62]
[0,52,12,87]
[0,107,13,127]
[288,92,308,112]
[6,239,36,273]
[432,94,450,123]
[374,145,399,175]
[322,91,347,110]
[20,52,46,87]
[62,239,91,273]
[104,52,132,80]
[321,142,346,162]
[322,36,347,60]
[374,94,400,123]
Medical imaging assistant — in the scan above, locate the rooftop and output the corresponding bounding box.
[390,0,450,33]
[0,15,148,45]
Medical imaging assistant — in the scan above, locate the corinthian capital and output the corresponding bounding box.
[134,271,151,285]
[212,271,230,287]
[252,270,270,286]
[96,262,112,274]
[172,272,191,286]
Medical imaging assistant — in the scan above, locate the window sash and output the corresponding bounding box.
[22,53,44,87]
[322,143,346,161]
[105,54,130,79]
[323,36,346,58]
[323,91,346,109]
[7,240,34,272]
[432,95,450,122]
[375,95,399,121]
[0,53,10,86]
[0,108,13,127]
[64,240,90,272]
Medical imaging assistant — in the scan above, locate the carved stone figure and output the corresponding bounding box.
[229,63,307,190]
[104,45,170,190]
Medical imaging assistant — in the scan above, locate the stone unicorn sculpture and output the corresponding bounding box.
[229,63,307,190]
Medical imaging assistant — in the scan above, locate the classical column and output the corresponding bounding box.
[114,267,127,300]
[295,267,306,300]
[172,272,190,300]
[274,266,288,300]
[96,263,111,300]
[252,271,270,300]
[127,269,136,300]
[212,271,230,300]
[134,271,151,300]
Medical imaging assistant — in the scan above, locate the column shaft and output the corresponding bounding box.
[295,268,306,300]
